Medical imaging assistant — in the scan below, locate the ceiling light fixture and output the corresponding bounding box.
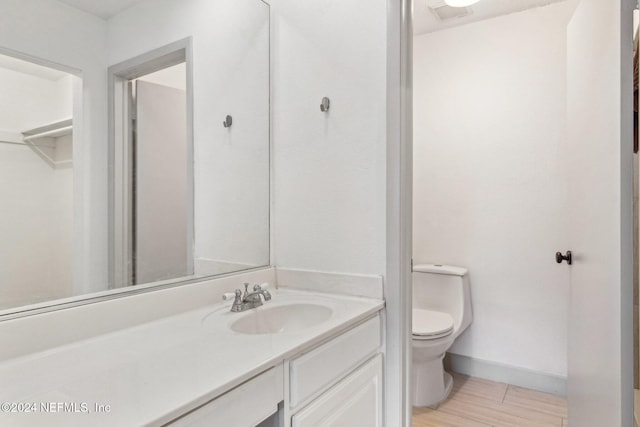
[443,0,481,7]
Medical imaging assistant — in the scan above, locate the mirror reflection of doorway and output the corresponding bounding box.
[128,64,189,285]
[109,43,194,290]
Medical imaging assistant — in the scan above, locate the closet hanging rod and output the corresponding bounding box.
[0,140,28,146]
[0,140,50,147]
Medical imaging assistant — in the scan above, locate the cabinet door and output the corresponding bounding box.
[291,355,382,427]
[289,315,381,409]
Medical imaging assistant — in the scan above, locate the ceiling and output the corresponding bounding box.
[56,0,147,20]
[413,0,567,35]
[0,54,69,81]
[57,0,567,34]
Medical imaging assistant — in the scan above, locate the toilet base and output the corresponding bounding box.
[411,353,454,408]
[430,372,453,409]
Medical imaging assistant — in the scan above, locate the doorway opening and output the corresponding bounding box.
[409,0,634,425]
[128,63,189,285]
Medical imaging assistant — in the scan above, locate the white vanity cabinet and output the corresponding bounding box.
[167,314,383,427]
[291,355,383,427]
[286,315,383,427]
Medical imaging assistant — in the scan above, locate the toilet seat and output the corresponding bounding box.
[412,309,454,340]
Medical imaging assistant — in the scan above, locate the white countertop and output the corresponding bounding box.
[0,289,384,426]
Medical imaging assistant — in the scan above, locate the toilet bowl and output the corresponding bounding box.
[412,264,472,407]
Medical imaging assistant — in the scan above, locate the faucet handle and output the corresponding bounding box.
[255,282,271,301]
[253,282,270,291]
[223,289,242,301]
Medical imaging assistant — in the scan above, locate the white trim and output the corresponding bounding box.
[0,46,82,77]
[267,2,274,274]
[446,353,567,396]
[620,0,636,424]
[385,0,413,425]
[195,258,262,277]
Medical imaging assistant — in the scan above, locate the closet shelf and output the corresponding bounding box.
[22,118,72,141]
[21,118,73,169]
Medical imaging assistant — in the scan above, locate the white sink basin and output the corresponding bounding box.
[229,304,333,335]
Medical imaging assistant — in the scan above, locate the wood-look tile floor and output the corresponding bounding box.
[412,373,568,427]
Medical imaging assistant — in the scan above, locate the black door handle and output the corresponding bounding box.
[555,251,572,265]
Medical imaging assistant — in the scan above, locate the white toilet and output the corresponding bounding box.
[412,263,472,407]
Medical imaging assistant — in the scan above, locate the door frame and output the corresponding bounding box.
[621,1,636,424]
[386,0,413,426]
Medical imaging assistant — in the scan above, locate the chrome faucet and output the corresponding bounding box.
[223,283,271,312]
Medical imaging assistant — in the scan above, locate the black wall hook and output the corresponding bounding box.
[555,251,572,265]
[320,97,330,112]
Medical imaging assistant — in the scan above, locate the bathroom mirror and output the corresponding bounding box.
[0,0,270,316]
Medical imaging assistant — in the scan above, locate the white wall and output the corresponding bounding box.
[138,63,186,91]
[413,3,574,378]
[0,68,72,132]
[0,0,109,296]
[50,135,74,294]
[108,0,270,273]
[271,0,387,276]
[270,2,392,419]
[0,142,72,309]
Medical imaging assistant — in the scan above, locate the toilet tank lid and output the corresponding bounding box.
[413,264,468,276]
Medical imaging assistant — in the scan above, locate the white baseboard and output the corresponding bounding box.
[445,353,567,397]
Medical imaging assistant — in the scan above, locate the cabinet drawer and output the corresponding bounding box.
[291,354,383,427]
[289,315,380,408]
[169,364,283,427]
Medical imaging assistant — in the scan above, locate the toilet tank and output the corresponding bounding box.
[412,264,472,334]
